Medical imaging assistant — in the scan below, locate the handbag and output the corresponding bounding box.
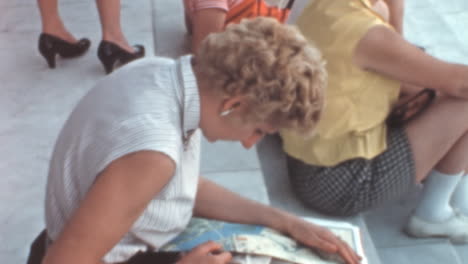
[386,88,436,127]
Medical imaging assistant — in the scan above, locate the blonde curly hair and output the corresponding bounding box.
[197,17,327,135]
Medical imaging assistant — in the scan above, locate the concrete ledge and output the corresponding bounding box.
[152,0,190,57]
[257,135,382,264]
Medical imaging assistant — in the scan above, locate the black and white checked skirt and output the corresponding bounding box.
[286,127,416,217]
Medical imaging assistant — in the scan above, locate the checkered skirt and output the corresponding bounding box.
[287,127,415,217]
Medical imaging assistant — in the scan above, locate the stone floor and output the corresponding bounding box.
[1,0,468,263]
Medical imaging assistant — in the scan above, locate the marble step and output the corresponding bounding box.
[257,135,382,264]
[364,187,464,264]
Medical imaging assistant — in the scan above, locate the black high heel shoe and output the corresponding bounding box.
[97,41,145,74]
[38,33,91,69]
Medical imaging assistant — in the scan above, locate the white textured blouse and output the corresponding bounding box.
[45,55,201,263]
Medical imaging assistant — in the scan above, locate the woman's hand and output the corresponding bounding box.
[284,216,362,264]
[193,178,360,263]
[177,241,232,264]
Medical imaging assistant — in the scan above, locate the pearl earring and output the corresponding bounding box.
[220,108,233,117]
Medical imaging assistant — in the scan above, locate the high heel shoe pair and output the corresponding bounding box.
[38,33,145,74]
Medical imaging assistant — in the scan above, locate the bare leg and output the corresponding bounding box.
[185,13,193,35]
[37,0,77,42]
[190,8,226,53]
[404,97,468,182]
[435,132,468,173]
[95,0,135,52]
[405,98,468,241]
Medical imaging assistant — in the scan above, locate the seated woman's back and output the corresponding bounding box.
[281,0,400,166]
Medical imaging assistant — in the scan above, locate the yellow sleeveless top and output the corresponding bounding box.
[281,0,401,166]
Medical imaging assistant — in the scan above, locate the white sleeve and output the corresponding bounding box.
[86,114,183,178]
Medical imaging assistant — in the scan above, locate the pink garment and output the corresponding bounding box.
[183,0,244,20]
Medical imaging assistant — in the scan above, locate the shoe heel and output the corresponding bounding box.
[103,60,115,74]
[43,52,56,69]
[97,41,145,74]
[39,47,57,69]
[97,42,117,74]
[99,56,116,74]
[38,34,57,69]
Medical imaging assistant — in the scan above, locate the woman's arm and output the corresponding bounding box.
[353,25,468,98]
[194,177,287,230]
[191,8,226,53]
[42,151,176,264]
[194,177,362,264]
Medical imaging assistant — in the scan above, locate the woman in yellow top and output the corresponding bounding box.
[282,0,468,243]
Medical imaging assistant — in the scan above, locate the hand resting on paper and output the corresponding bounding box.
[283,216,362,264]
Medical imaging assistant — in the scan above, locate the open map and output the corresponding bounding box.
[161,217,367,264]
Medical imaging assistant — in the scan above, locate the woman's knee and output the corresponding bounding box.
[423,97,468,129]
[405,97,468,181]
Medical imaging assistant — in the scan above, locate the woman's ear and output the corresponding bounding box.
[220,96,244,116]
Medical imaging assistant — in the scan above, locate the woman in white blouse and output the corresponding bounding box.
[30,17,360,264]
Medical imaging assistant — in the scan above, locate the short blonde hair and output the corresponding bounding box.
[197,17,326,135]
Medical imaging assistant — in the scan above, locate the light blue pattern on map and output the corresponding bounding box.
[161,217,264,251]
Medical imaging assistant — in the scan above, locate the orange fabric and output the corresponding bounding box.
[225,0,293,25]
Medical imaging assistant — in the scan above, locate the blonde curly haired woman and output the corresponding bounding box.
[26,18,361,264]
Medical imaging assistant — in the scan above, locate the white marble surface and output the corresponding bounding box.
[2,0,468,263]
[152,0,190,57]
[200,138,261,173]
[364,186,449,248]
[378,243,462,264]
[203,169,270,204]
[453,244,468,263]
[404,0,468,64]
